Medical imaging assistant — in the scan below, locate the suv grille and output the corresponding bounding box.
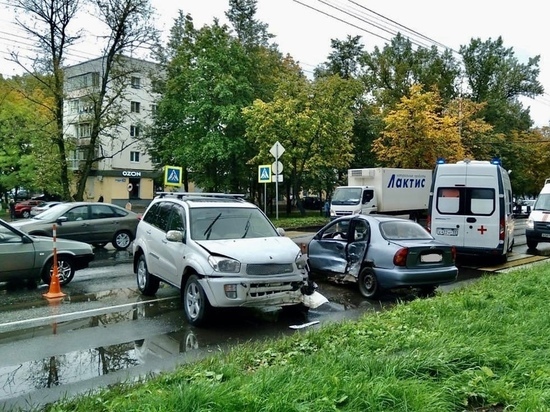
[246,263,294,276]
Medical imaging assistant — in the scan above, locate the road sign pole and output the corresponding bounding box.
[275,145,279,220]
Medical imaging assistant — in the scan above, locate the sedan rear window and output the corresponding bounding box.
[380,221,433,240]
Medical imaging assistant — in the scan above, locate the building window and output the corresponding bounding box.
[150,104,157,115]
[130,125,140,137]
[68,149,86,170]
[77,123,92,138]
[130,151,140,163]
[66,72,100,91]
[131,101,141,113]
[131,76,141,89]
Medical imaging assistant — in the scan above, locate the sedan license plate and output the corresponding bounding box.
[421,253,442,263]
[436,228,458,236]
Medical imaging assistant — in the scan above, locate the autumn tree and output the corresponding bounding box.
[372,84,465,168]
[243,68,362,215]
[10,0,159,201]
[0,75,62,199]
[9,0,83,200]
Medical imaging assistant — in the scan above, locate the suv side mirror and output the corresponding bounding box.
[166,230,184,243]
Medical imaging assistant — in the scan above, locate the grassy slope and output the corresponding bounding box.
[49,263,550,412]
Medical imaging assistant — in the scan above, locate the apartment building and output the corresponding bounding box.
[63,56,161,209]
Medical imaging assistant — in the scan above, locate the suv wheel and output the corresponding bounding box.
[136,255,160,295]
[113,230,132,250]
[183,275,211,326]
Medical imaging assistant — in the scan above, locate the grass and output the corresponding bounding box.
[45,263,550,412]
[267,210,330,230]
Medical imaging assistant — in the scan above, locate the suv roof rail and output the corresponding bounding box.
[156,192,245,200]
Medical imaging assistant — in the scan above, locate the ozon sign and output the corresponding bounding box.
[122,171,141,177]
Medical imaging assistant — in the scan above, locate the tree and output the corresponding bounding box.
[71,0,159,201]
[225,0,273,48]
[372,84,465,168]
[150,1,284,196]
[0,75,61,199]
[314,35,364,80]
[9,0,84,200]
[460,36,543,133]
[361,33,461,111]
[243,68,362,215]
[10,0,159,201]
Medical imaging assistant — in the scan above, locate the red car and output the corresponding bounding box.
[14,200,42,218]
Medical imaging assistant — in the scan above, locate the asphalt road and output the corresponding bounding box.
[0,218,548,410]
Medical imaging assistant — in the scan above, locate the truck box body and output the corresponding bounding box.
[330,168,432,219]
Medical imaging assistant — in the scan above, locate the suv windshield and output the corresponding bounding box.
[190,207,277,240]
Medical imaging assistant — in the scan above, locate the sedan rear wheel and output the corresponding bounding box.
[42,256,75,286]
[136,255,159,296]
[113,230,132,250]
[183,275,211,326]
[358,268,382,299]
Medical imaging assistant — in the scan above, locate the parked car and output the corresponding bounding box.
[14,199,42,218]
[514,199,536,217]
[10,202,140,250]
[0,218,94,286]
[307,215,458,299]
[133,192,312,326]
[303,196,322,210]
[30,201,63,216]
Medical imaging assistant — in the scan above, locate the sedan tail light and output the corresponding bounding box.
[393,248,409,266]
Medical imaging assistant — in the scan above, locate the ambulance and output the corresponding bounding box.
[427,159,515,261]
[525,179,550,250]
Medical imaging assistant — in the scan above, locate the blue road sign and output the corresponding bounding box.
[164,166,182,186]
[258,165,271,183]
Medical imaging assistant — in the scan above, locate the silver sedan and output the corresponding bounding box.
[0,218,94,286]
[307,214,458,299]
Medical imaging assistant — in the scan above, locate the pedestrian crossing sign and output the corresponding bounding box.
[164,166,182,187]
[258,165,271,183]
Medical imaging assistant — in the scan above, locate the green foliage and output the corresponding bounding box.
[0,75,61,195]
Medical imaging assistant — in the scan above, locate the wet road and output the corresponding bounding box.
[1,219,548,410]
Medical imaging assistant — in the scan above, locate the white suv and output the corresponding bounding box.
[133,192,310,326]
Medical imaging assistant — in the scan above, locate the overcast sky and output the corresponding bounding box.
[1,0,549,126]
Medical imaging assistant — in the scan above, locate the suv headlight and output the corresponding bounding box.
[208,256,241,273]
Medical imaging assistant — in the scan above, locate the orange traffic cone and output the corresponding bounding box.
[43,264,66,299]
[43,224,66,300]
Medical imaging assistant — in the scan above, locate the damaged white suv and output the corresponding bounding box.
[133,192,311,326]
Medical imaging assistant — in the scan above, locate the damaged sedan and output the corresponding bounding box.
[307,215,458,299]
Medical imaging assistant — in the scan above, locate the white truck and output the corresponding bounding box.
[330,168,433,220]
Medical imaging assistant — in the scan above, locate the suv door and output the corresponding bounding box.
[155,204,187,286]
